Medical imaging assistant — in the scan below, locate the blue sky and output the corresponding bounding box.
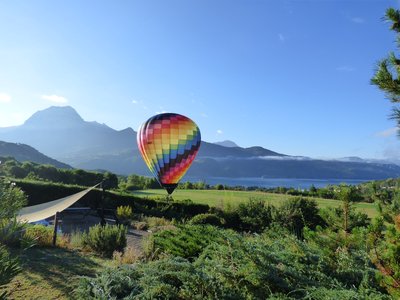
[0,0,399,159]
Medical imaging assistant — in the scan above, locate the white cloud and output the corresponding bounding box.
[351,17,365,24]
[278,33,285,42]
[336,66,355,72]
[217,129,223,135]
[41,94,68,104]
[132,99,148,109]
[375,127,398,138]
[0,93,11,103]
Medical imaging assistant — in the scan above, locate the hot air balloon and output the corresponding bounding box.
[137,113,201,195]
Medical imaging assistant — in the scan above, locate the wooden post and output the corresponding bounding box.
[100,180,106,226]
[52,212,59,247]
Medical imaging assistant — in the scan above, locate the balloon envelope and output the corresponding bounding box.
[137,113,201,194]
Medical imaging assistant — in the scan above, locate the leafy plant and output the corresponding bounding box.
[189,213,223,226]
[0,179,27,220]
[77,229,389,299]
[116,205,133,224]
[145,225,225,260]
[24,224,60,247]
[0,245,20,300]
[236,198,275,232]
[0,218,28,248]
[81,224,127,258]
[274,197,325,237]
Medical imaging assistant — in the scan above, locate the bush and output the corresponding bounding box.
[77,229,389,299]
[82,224,127,258]
[274,197,325,237]
[144,216,172,228]
[24,224,54,247]
[0,219,27,248]
[0,245,20,300]
[132,216,174,233]
[236,198,275,232]
[116,205,133,224]
[145,225,225,260]
[116,205,133,218]
[0,179,27,220]
[189,213,223,226]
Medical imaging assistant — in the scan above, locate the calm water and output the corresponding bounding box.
[184,177,371,189]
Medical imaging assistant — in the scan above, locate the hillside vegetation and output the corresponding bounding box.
[1,158,400,298]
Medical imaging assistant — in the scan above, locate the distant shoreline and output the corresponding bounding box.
[183,176,372,189]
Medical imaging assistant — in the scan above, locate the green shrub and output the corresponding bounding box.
[189,213,223,226]
[0,179,27,220]
[144,216,172,228]
[0,219,28,248]
[24,224,54,247]
[274,197,325,237]
[77,229,389,299]
[145,225,225,260]
[76,257,203,300]
[116,205,133,224]
[82,224,127,258]
[0,245,20,300]
[236,198,275,232]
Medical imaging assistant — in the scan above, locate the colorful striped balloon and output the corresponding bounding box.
[137,113,201,194]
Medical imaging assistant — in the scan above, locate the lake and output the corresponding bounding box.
[184,177,371,189]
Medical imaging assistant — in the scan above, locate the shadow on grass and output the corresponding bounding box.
[16,247,105,298]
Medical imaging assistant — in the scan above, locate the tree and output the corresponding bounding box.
[371,8,400,133]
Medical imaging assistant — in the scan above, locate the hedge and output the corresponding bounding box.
[13,179,210,219]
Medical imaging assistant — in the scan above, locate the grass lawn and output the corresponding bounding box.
[132,189,379,218]
[1,247,112,300]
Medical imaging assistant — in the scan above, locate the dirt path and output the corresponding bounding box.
[126,228,150,253]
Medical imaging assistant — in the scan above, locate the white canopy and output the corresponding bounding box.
[17,183,100,223]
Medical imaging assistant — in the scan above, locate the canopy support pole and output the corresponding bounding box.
[52,211,59,247]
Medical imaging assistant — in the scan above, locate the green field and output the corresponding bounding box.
[132,189,379,218]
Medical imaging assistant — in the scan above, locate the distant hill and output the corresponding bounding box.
[0,141,71,168]
[0,105,283,163]
[0,106,136,165]
[214,140,240,148]
[0,105,399,180]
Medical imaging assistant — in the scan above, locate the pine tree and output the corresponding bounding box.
[371,8,400,133]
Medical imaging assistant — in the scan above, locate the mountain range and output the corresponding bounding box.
[0,106,400,180]
[0,140,70,168]
[214,140,240,148]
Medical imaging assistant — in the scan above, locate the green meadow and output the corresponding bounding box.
[132,189,379,218]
